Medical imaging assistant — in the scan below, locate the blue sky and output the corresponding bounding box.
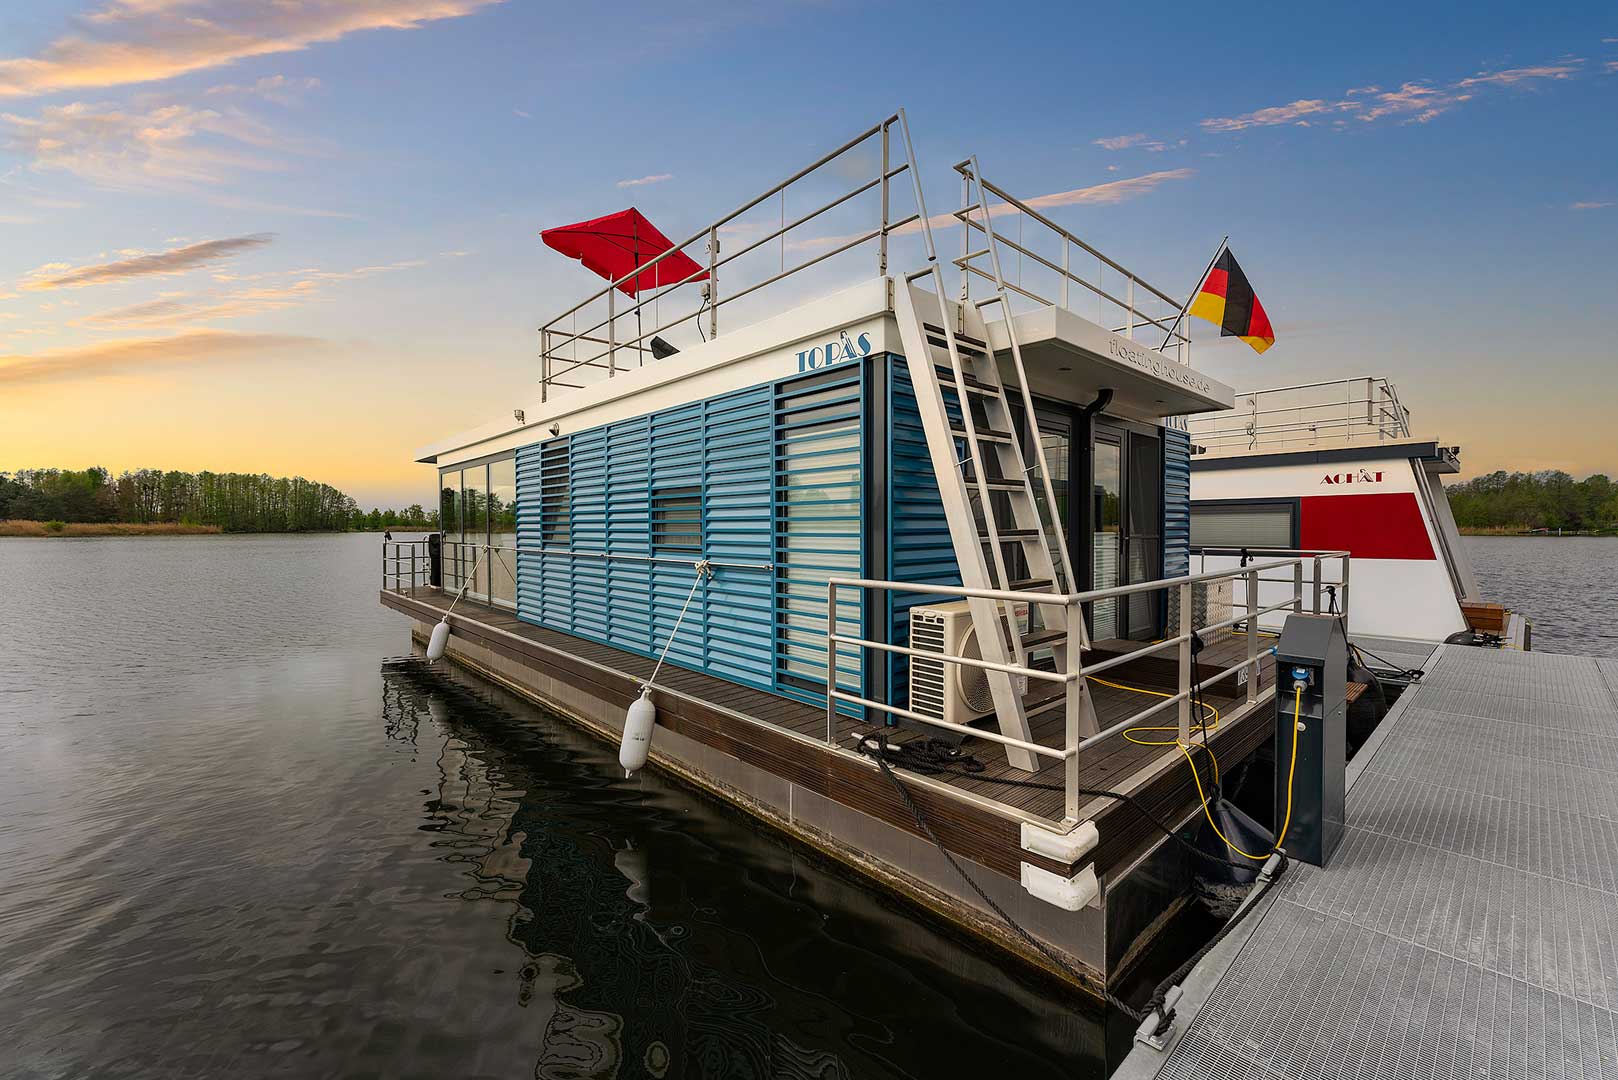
[2,0,1614,506]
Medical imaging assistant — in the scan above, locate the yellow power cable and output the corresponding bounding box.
[1179,683,1303,861]
[1088,675,1223,786]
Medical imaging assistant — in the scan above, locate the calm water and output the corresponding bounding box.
[1463,536,1618,658]
[0,534,1103,1079]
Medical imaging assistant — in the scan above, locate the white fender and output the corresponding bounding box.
[426,619,451,661]
[621,689,657,776]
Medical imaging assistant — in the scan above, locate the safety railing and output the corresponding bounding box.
[1190,547,1352,635]
[824,552,1350,829]
[951,160,1194,366]
[538,112,926,401]
[1186,377,1412,452]
[383,538,433,593]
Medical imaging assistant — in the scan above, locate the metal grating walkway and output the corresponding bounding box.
[1116,644,1618,1080]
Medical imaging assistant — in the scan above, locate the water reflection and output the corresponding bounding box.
[380,661,1103,1079]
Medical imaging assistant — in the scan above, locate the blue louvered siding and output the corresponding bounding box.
[886,360,962,710]
[513,384,776,694]
[773,364,865,712]
[1163,425,1191,577]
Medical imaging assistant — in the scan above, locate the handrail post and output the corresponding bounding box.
[607,285,616,378]
[1340,556,1351,637]
[1177,581,1193,740]
[1245,568,1260,703]
[1293,560,1303,614]
[1060,239,1070,309]
[541,328,550,403]
[411,545,417,595]
[1312,555,1323,614]
[825,584,838,745]
[707,226,719,339]
[1064,600,1082,822]
[1126,275,1135,341]
[879,120,890,277]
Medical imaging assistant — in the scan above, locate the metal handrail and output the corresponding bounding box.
[823,551,1350,829]
[1186,377,1413,450]
[951,160,1192,364]
[539,113,918,400]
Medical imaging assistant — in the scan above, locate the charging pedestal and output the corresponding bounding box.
[1274,614,1347,867]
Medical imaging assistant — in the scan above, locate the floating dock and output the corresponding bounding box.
[1115,643,1618,1079]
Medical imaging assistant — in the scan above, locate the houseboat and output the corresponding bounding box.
[380,112,1370,998]
[1185,378,1531,649]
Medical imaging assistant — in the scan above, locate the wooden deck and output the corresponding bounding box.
[380,586,1276,887]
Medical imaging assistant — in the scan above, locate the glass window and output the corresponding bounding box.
[489,456,517,607]
[462,465,488,599]
[1091,439,1121,639]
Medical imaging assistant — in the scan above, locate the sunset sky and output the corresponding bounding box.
[2,0,1615,508]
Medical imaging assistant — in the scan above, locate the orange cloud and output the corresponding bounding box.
[0,330,322,385]
[22,235,273,291]
[0,0,504,97]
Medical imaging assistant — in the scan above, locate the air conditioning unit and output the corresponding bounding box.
[909,601,1030,728]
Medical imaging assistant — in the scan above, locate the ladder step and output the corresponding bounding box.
[923,324,988,350]
[949,424,1014,444]
[1022,627,1067,648]
[937,371,1001,396]
[927,334,986,360]
[977,479,1026,493]
[1007,578,1052,591]
[987,528,1040,540]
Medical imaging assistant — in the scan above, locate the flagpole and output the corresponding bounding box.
[1159,235,1228,353]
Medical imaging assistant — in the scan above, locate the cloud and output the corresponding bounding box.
[1018,169,1196,209]
[1202,98,1353,132]
[0,330,322,385]
[1095,133,1153,151]
[617,173,673,188]
[788,170,1195,251]
[1570,200,1612,210]
[0,0,503,98]
[1203,59,1585,132]
[3,100,302,189]
[205,74,321,104]
[21,234,272,291]
[81,279,317,326]
[1454,62,1582,88]
[1354,82,1472,124]
[513,107,530,119]
[1607,60,1618,74]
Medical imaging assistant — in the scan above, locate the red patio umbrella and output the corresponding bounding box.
[540,207,708,296]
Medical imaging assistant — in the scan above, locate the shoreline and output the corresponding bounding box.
[1459,528,1615,537]
[0,521,433,537]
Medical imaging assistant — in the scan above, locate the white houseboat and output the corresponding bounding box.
[1185,378,1530,649]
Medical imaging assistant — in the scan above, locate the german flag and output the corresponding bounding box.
[1189,247,1275,354]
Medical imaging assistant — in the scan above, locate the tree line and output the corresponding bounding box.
[1447,470,1617,532]
[0,467,438,533]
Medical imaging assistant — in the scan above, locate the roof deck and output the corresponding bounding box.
[1187,377,1458,470]
[419,112,1232,470]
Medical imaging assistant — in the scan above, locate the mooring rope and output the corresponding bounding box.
[643,560,712,692]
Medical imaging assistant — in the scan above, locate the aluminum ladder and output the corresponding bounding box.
[892,160,1098,773]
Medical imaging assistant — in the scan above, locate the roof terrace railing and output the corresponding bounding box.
[1186,377,1412,452]
[951,160,1195,367]
[538,112,926,401]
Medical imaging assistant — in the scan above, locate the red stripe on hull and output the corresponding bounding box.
[1300,492,1436,561]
